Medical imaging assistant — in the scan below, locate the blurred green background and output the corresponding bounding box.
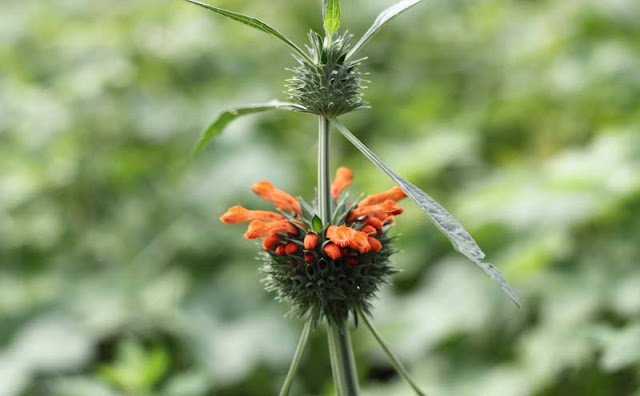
[1,0,639,395]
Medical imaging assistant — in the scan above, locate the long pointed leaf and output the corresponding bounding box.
[182,0,314,65]
[347,0,423,59]
[357,307,427,396]
[323,0,341,37]
[332,119,521,307]
[194,100,302,154]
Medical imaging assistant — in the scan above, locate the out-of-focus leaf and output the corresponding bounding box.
[194,100,302,154]
[332,118,521,307]
[347,0,423,59]
[181,0,314,64]
[323,0,341,37]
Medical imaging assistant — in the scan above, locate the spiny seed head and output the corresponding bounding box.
[286,32,368,117]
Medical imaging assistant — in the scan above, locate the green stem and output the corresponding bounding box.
[327,320,360,396]
[279,320,313,396]
[318,115,359,395]
[318,116,332,223]
[357,307,427,396]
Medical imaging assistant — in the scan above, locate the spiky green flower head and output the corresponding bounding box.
[287,32,368,117]
[220,167,407,326]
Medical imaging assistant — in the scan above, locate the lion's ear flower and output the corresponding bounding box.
[220,205,286,224]
[243,220,299,240]
[331,167,353,200]
[358,186,407,207]
[219,170,404,325]
[251,181,302,215]
[347,199,404,223]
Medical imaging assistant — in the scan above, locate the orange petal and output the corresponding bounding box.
[358,186,407,207]
[243,220,298,240]
[251,181,302,215]
[326,225,371,253]
[262,233,281,251]
[347,199,404,223]
[304,233,319,250]
[368,236,382,252]
[220,205,286,224]
[323,242,342,260]
[285,242,299,255]
[364,216,384,230]
[360,225,377,236]
[331,167,353,200]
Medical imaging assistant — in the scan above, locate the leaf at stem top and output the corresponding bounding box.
[332,118,522,307]
[347,0,423,59]
[181,0,314,65]
[323,0,341,37]
[193,100,302,155]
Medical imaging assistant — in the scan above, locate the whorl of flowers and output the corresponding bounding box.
[220,167,406,325]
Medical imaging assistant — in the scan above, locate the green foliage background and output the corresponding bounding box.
[1,0,639,395]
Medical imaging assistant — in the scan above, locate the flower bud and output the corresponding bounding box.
[323,242,342,260]
[304,233,319,250]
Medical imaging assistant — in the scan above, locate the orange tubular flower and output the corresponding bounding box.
[304,233,319,250]
[251,181,302,215]
[358,186,407,207]
[331,167,353,200]
[347,199,404,223]
[262,233,281,251]
[220,205,286,224]
[368,236,382,252]
[326,225,371,253]
[243,220,299,240]
[323,242,342,260]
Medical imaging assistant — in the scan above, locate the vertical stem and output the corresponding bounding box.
[318,116,359,396]
[318,116,332,223]
[279,320,313,396]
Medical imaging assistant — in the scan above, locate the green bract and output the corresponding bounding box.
[287,32,367,117]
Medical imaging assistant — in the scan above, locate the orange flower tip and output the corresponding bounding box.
[347,257,359,266]
[291,259,299,268]
[364,216,384,230]
[368,236,382,252]
[361,225,377,236]
[275,245,286,256]
[262,234,281,251]
[304,253,315,263]
[251,180,302,215]
[331,167,354,200]
[358,186,408,207]
[285,242,299,255]
[303,233,319,250]
[323,242,342,260]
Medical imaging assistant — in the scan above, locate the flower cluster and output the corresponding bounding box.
[220,167,406,324]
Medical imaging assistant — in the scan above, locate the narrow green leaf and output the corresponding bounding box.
[347,0,423,59]
[332,118,521,307]
[194,100,301,155]
[323,0,341,37]
[312,215,323,232]
[182,0,314,65]
[357,307,427,396]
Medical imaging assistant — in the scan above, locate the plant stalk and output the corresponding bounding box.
[318,115,359,396]
[357,307,427,395]
[279,319,313,396]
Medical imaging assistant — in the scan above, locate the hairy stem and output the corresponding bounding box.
[318,115,359,395]
[279,320,313,396]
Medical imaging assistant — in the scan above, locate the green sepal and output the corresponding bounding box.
[312,215,324,232]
